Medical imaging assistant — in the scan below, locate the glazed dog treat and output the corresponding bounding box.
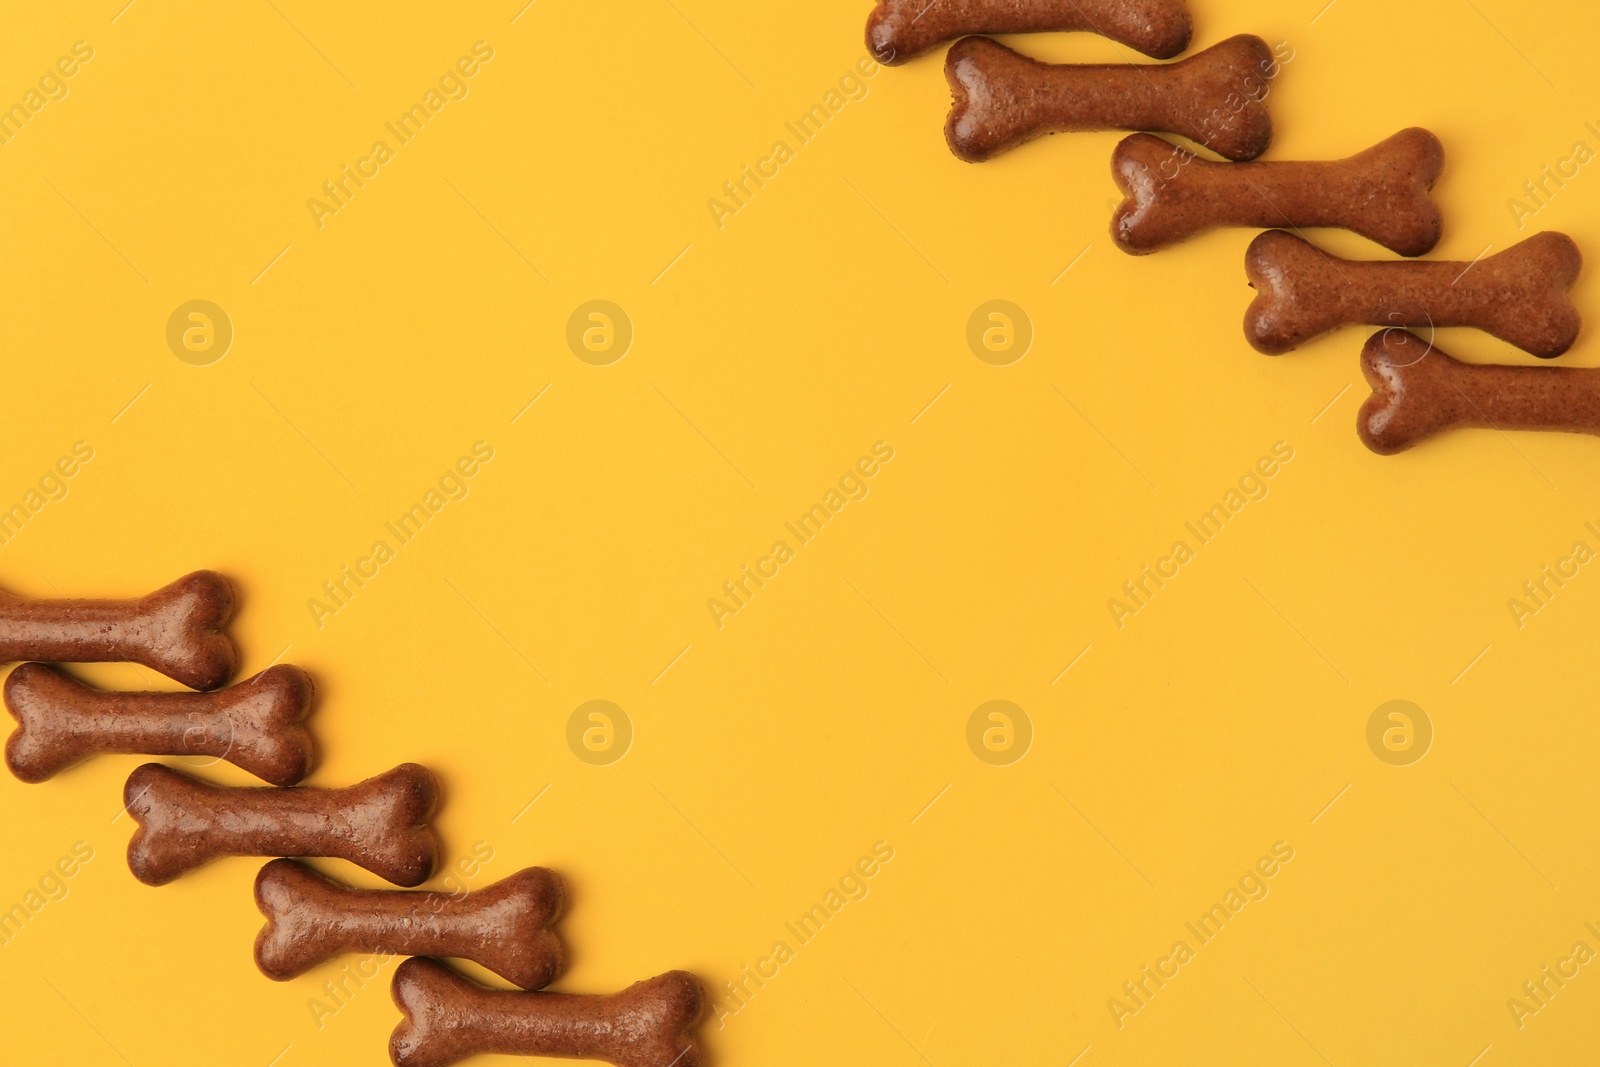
[1113,128,1445,256]
[1358,329,1600,454]
[254,859,566,989]
[5,663,315,786]
[390,958,705,1067]
[0,570,236,690]
[124,762,439,887]
[867,0,1193,65]
[945,34,1277,163]
[1245,230,1583,357]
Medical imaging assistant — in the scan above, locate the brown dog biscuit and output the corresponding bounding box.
[867,0,1193,65]
[254,859,565,989]
[5,663,315,786]
[945,34,1277,163]
[390,957,704,1067]
[1358,329,1600,454]
[125,762,439,887]
[0,570,237,691]
[1113,128,1445,256]
[1245,230,1583,357]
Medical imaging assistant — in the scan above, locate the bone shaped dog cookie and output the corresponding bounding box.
[125,762,439,887]
[390,957,704,1067]
[5,662,315,786]
[867,0,1193,65]
[1113,128,1445,255]
[1358,329,1600,454]
[0,570,237,690]
[254,859,566,989]
[945,34,1277,163]
[1244,230,1584,357]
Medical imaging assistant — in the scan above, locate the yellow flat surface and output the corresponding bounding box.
[2,1,1599,1064]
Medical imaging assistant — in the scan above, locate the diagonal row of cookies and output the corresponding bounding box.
[868,0,1597,457]
[1,571,705,1067]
